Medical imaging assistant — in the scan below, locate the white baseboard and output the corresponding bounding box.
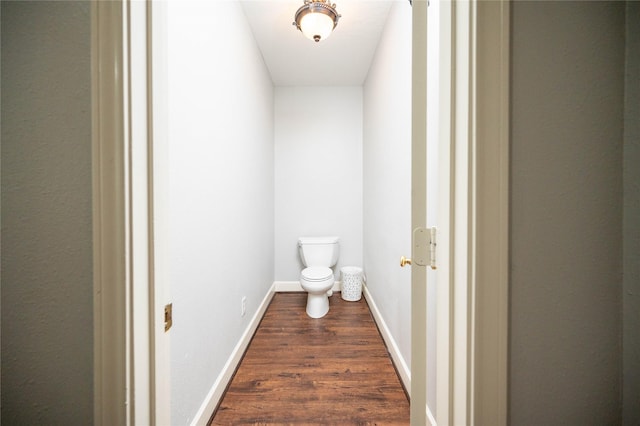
[273,280,342,293]
[191,284,276,426]
[427,404,437,425]
[362,284,411,397]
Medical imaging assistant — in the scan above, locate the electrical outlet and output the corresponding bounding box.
[241,296,247,317]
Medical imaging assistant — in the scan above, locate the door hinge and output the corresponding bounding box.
[164,303,173,332]
[413,227,437,270]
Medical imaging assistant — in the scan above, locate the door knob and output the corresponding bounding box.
[400,256,412,267]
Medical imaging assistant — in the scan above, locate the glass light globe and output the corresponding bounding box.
[300,12,334,42]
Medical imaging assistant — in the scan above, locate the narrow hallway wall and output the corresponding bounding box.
[164,2,274,423]
[362,0,412,379]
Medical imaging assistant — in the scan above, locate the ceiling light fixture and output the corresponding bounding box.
[293,0,341,43]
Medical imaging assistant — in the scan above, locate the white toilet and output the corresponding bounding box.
[298,236,340,318]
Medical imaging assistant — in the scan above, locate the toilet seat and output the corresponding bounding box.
[300,267,334,318]
[301,267,333,282]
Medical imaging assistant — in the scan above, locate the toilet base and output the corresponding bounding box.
[306,292,330,318]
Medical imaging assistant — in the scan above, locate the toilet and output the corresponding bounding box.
[298,236,340,318]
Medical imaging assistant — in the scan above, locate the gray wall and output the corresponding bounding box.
[510,2,625,424]
[623,2,640,424]
[1,2,93,424]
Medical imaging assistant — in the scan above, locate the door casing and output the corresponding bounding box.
[410,0,509,425]
[92,1,509,424]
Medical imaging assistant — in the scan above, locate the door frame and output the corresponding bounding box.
[93,0,509,424]
[471,1,510,424]
[410,0,509,425]
[410,1,428,424]
[92,1,158,424]
[92,1,128,424]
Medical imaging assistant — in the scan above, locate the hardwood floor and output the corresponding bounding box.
[210,292,410,425]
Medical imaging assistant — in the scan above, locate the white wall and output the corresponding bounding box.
[274,87,363,281]
[1,2,93,423]
[362,0,412,377]
[510,2,624,424]
[165,2,274,424]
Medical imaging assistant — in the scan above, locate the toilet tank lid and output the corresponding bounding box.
[298,236,340,245]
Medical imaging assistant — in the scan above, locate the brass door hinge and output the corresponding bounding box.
[164,303,173,332]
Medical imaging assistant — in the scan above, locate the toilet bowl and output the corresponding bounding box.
[300,266,335,318]
[298,236,340,318]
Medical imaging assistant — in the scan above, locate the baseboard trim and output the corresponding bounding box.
[273,280,342,293]
[191,284,276,426]
[362,284,411,397]
[427,405,437,426]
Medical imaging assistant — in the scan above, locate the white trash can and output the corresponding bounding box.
[341,266,364,301]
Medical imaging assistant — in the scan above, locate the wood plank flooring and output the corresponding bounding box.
[210,292,410,425]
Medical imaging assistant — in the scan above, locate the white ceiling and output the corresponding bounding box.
[240,0,397,86]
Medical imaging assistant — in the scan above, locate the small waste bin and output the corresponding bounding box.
[341,266,364,301]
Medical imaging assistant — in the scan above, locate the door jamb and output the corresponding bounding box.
[410,0,428,424]
[92,1,128,424]
[470,1,510,424]
[93,1,157,424]
[415,0,510,424]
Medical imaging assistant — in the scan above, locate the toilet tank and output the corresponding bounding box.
[298,236,340,267]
